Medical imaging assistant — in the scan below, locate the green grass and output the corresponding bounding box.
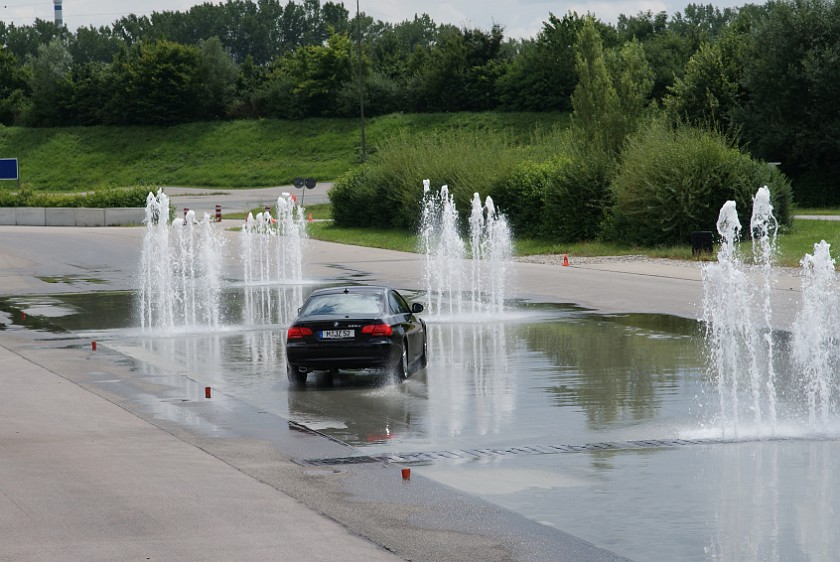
[513,239,698,260]
[308,222,420,253]
[0,112,568,192]
[305,213,840,268]
[793,207,840,215]
[307,218,699,259]
[774,218,840,267]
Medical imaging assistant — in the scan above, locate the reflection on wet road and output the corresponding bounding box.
[2,287,838,561]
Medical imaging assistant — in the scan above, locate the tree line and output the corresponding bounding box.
[0,0,740,126]
[2,0,840,202]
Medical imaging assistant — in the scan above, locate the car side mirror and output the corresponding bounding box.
[411,302,424,313]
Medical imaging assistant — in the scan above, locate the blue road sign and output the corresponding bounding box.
[0,158,19,181]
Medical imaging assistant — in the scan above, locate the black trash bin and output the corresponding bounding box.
[690,231,714,255]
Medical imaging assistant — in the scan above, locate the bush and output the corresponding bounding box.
[491,129,615,242]
[0,185,153,207]
[544,145,615,242]
[491,158,564,239]
[336,72,402,118]
[608,119,793,246]
[329,166,392,228]
[330,128,522,230]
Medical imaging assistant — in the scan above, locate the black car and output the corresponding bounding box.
[285,285,427,384]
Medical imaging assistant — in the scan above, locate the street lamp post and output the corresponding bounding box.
[356,0,366,162]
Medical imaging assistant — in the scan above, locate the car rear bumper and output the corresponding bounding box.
[286,339,399,371]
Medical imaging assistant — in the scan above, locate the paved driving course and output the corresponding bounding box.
[0,220,805,561]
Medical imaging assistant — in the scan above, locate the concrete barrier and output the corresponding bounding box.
[16,208,46,226]
[0,208,15,225]
[0,207,144,226]
[75,208,106,227]
[46,208,76,226]
[104,208,145,226]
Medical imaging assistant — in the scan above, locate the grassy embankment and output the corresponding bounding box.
[2,113,837,265]
[0,112,566,191]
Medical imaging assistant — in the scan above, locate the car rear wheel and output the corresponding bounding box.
[420,335,428,369]
[393,341,409,382]
[287,362,307,385]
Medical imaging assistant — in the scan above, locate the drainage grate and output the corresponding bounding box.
[302,455,382,467]
[299,434,836,467]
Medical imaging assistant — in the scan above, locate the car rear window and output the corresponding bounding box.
[300,293,383,316]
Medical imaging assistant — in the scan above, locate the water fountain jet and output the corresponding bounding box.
[792,240,839,427]
[703,185,840,436]
[420,181,513,320]
[139,189,224,332]
[239,193,307,327]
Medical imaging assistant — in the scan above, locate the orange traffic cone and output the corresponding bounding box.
[562,254,570,266]
[308,213,313,222]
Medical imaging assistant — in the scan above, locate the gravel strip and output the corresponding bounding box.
[514,254,707,268]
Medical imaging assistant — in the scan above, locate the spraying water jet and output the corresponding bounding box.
[420,181,512,320]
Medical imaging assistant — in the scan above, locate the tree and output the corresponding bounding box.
[69,25,121,64]
[608,38,654,121]
[572,19,654,156]
[571,18,623,155]
[0,48,28,100]
[663,29,745,131]
[409,29,468,111]
[614,6,739,102]
[498,12,618,112]
[408,25,506,112]
[197,37,239,119]
[669,3,739,50]
[734,0,840,204]
[24,38,73,126]
[617,10,668,42]
[111,14,155,47]
[497,12,588,111]
[322,2,350,34]
[109,39,203,125]
[461,25,506,111]
[0,47,30,125]
[2,19,66,60]
[262,31,353,117]
[66,61,112,125]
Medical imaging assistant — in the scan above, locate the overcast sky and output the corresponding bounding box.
[3,0,753,39]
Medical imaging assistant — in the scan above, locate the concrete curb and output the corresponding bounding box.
[0,207,144,226]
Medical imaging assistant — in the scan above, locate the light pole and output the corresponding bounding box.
[356,0,366,162]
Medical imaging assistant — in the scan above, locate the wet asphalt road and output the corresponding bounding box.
[165,184,333,219]
[1,217,830,561]
[0,223,639,562]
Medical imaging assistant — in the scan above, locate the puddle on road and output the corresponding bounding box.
[5,288,838,561]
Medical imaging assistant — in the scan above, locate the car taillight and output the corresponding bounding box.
[362,323,393,337]
[287,326,313,339]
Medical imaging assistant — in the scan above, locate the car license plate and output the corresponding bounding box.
[321,329,354,339]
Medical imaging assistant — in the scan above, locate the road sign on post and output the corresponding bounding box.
[0,158,19,181]
[294,177,316,206]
